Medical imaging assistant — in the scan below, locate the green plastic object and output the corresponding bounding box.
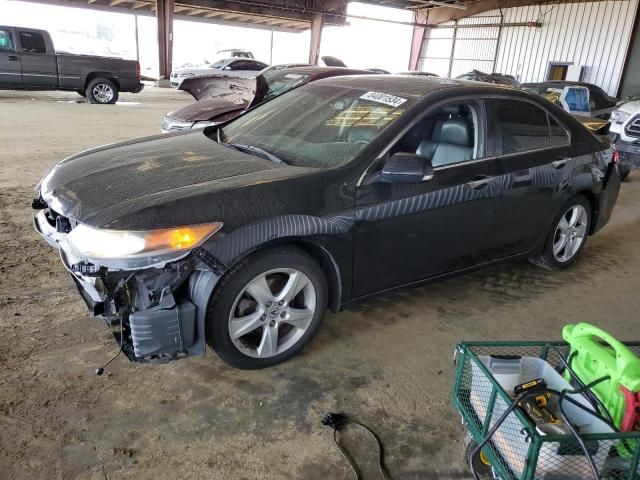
[563,322,640,429]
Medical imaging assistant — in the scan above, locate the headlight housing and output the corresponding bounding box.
[178,72,196,78]
[611,110,631,124]
[192,120,218,130]
[161,116,195,132]
[67,222,222,260]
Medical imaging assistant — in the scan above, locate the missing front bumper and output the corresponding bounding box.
[33,209,222,364]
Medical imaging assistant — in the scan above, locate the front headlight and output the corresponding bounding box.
[178,72,196,78]
[611,110,631,124]
[67,222,222,259]
[161,117,195,132]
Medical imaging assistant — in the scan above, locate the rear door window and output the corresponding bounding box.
[492,99,569,154]
[548,115,570,146]
[19,31,46,53]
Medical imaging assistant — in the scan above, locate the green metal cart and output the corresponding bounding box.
[452,341,640,480]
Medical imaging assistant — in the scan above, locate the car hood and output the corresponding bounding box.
[179,74,256,101]
[168,98,248,122]
[39,131,313,230]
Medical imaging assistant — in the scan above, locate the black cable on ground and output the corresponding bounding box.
[322,412,390,480]
[469,376,612,480]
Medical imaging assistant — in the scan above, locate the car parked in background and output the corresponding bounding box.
[456,70,519,87]
[162,66,373,132]
[609,99,640,180]
[170,57,268,87]
[0,26,143,103]
[217,49,254,59]
[34,76,620,369]
[521,81,618,119]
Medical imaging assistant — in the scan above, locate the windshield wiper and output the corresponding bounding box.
[224,143,284,164]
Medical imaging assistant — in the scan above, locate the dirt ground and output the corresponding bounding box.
[0,86,639,480]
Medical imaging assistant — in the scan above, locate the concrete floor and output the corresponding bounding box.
[1,86,639,480]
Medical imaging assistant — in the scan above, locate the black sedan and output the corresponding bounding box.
[33,76,621,369]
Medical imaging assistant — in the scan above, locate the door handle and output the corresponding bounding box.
[8,55,19,61]
[466,175,494,189]
[551,157,569,169]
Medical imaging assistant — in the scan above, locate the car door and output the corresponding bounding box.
[17,30,56,88]
[487,97,574,257]
[0,28,21,87]
[352,99,504,297]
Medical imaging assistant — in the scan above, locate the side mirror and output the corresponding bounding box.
[381,153,434,184]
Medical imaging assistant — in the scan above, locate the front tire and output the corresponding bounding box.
[529,195,591,270]
[206,246,328,369]
[85,77,119,104]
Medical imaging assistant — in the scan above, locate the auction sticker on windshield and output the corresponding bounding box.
[360,91,407,108]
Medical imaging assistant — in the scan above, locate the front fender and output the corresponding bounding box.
[201,212,354,304]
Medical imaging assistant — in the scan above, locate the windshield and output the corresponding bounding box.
[262,72,312,102]
[216,84,413,169]
[209,59,228,69]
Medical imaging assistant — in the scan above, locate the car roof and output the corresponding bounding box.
[313,74,518,98]
[265,66,373,78]
[221,57,264,64]
[522,80,599,89]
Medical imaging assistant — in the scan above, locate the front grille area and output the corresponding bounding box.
[625,114,640,138]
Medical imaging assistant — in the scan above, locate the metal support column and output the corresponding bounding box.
[446,20,458,78]
[156,0,174,86]
[408,10,428,71]
[308,11,324,65]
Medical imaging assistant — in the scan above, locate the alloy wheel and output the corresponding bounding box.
[553,204,588,263]
[228,268,317,358]
[92,83,114,103]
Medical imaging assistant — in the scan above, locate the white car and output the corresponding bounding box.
[170,57,268,88]
[609,97,640,180]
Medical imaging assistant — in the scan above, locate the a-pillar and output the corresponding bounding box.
[156,0,174,87]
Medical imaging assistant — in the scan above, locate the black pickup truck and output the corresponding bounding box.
[0,26,143,104]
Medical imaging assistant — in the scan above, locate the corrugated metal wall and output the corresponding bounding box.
[618,13,640,97]
[419,0,640,95]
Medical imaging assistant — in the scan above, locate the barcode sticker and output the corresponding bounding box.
[360,91,407,107]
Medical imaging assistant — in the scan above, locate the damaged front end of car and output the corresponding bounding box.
[32,200,227,364]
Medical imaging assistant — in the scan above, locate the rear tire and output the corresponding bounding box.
[206,245,328,369]
[85,77,118,104]
[529,195,591,270]
[620,165,631,181]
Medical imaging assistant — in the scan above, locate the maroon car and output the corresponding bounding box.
[161,66,372,132]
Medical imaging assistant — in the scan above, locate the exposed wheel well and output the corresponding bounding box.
[576,190,599,234]
[85,73,120,90]
[219,240,342,313]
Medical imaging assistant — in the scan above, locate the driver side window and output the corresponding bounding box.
[0,29,14,51]
[390,102,482,168]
